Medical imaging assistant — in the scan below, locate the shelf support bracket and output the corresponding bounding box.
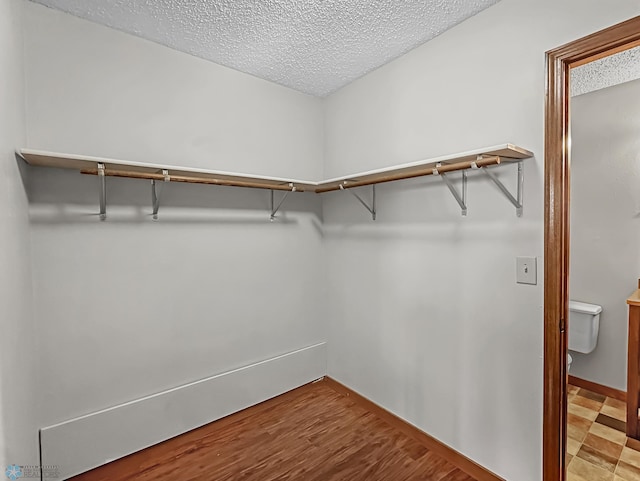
[270,183,296,221]
[340,183,376,220]
[98,163,106,221]
[436,164,467,216]
[151,170,170,220]
[481,159,523,217]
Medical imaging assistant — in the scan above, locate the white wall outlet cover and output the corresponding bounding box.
[516,256,537,285]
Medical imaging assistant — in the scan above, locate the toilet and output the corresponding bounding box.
[567,300,602,371]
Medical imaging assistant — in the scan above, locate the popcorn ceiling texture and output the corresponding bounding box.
[28,0,500,97]
[571,46,640,97]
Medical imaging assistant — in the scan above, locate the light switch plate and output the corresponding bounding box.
[516,257,537,285]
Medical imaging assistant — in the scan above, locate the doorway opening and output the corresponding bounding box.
[543,15,640,481]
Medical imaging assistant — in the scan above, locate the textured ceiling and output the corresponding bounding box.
[571,46,640,97]
[29,0,501,97]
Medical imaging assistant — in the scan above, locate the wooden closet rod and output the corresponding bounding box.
[80,168,301,192]
[82,156,503,193]
[315,156,502,193]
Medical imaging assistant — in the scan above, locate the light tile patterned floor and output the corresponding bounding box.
[567,383,640,480]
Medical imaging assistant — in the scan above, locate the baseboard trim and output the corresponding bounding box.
[568,375,626,402]
[323,377,504,481]
[40,343,327,480]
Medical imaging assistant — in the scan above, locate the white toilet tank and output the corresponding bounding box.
[568,300,602,354]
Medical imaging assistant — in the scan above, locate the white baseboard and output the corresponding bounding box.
[40,342,327,480]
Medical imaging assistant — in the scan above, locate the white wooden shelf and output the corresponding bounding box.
[19,144,533,219]
[315,144,532,193]
[19,149,319,192]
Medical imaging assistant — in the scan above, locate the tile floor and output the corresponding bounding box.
[567,383,640,480]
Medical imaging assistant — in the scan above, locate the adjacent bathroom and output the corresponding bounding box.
[566,48,640,479]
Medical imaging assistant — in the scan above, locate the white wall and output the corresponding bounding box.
[23,2,324,181]
[28,169,327,478]
[23,3,327,478]
[0,0,38,468]
[569,78,640,390]
[29,172,325,428]
[323,1,640,480]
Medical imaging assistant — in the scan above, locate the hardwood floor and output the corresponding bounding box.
[70,379,482,481]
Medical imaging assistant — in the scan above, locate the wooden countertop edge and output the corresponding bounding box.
[627,288,640,306]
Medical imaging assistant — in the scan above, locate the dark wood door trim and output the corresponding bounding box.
[544,16,640,481]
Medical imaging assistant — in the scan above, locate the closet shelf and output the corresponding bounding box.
[19,144,533,220]
[19,149,319,192]
[315,144,532,193]
[19,144,532,194]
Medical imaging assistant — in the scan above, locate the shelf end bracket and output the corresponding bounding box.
[270,183,297,221]
[340,183,376,220]
[151,170,170,220]
[436,163,467,216]
[481,159,523,217]
[98,163,106,221]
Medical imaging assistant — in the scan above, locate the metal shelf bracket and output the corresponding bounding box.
[340,182,376,220]
[270,183,297,221]
[98,163,106,221]
[433,163,468,216]
[151,170,170,220]
[481,159,523,217]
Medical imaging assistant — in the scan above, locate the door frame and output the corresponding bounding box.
[543,15,640,481]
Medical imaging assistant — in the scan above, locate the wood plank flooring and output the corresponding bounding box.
[70,379,481,481]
